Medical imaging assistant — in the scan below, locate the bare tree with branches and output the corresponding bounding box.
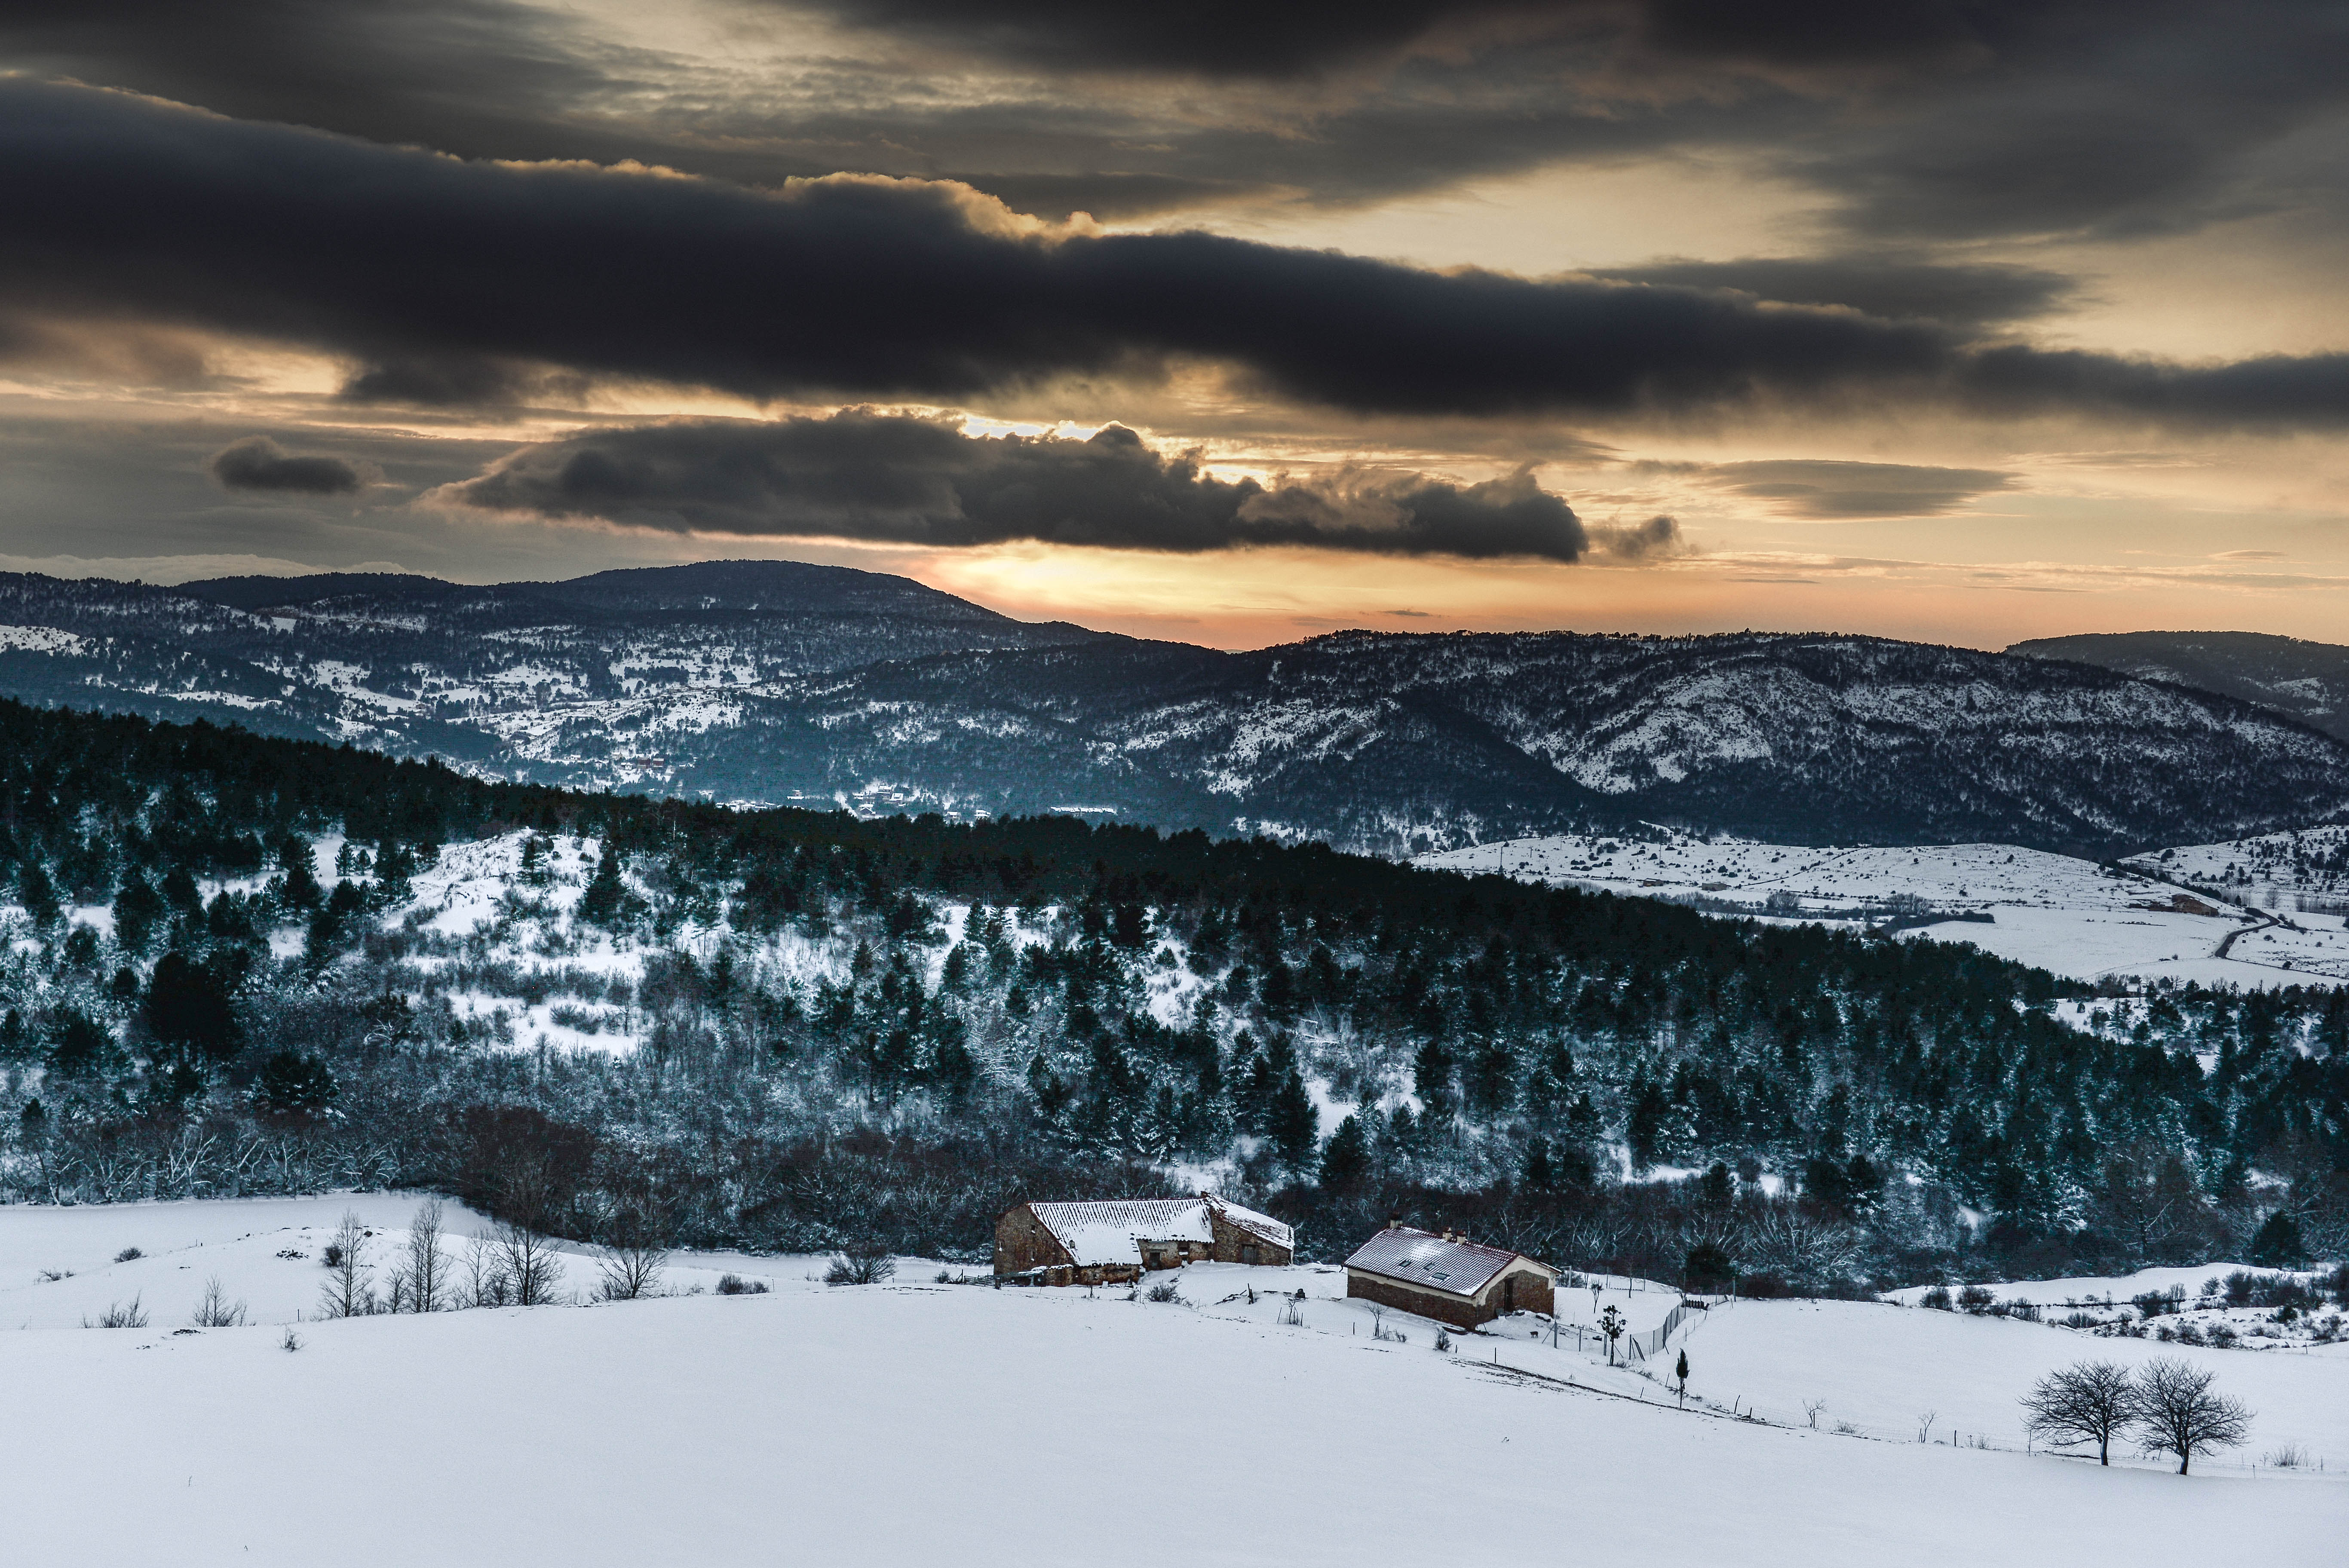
[318,1209,375,1319]
[386,1197,451,1313]
[824,1239,896,1286]
[189,1275,247,1328]
[495,1217,566,1306]
[2133,1357,2252,1475]
[594,1192,672,1301]
[2021,1359,2140,1465]
[462,1232,511,1308]
[1744,1207,1865,1291]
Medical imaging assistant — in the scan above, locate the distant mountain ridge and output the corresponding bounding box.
[0,565,2340,855]
[724,628,2349,857]
[2011,630,2349,744]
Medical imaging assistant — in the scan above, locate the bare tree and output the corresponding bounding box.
[495,1218,566,1306]
[318,1209,375,1319]
[385,1198,452,1313]
[823,1239,896,1286]
[594,1191,672,1302]
[595,1234,670,1301]
[462,1232,511,1308]
[2133,1357,2252,1475]
[2020,1359,2140,1465]
[189,1275,248,1328]
[1744,1207,1865,1292]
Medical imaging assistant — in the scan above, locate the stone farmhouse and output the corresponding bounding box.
[994,1194,1296,1285]
[1343,1224,1558,1329]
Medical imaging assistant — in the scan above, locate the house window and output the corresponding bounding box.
[1241,1244,1259,1265]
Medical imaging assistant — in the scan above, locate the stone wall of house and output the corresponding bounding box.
[993,1205,1074,1276]
[1345,1269,1491,1329]
[1481,1262,1555,1318]
[1210,1213,1294,1266]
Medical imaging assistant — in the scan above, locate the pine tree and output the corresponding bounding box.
[579,845,625,926]
[144,952,240,1063]
[2249,1208,2305,1268]
[1320,1114,1371,1191]
[16,858,58,925]
[276,839,322,911]
[1268,1069,1317,1166]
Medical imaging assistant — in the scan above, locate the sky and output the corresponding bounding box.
[3,0,2349,649]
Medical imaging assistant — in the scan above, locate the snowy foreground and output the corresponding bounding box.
[0,1198,2339,1565]
[1421,831,2349,987]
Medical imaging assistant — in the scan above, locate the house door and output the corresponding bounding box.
[1501,1276,1515,1311]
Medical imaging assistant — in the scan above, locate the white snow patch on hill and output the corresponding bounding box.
[1420,831,2349,987]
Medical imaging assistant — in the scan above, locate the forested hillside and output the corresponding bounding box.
[0,700,2340,1288]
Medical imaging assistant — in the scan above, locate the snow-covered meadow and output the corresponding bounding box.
[0,1196,2336,1565]
[1420,830,2349,987]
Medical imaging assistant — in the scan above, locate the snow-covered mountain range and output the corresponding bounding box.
[0,562,2344,856]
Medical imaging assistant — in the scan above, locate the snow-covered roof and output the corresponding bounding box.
[1024,1194,1294,1266]
[1343,1227,1554,1298]
[1207,1196,1294,1252]
[1029,1200,1212,1266]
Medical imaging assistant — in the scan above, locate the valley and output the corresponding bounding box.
[1421,831,2349,987]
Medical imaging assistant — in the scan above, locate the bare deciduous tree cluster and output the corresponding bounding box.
[2021,1356,2254,1474]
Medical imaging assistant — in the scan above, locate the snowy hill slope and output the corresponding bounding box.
[0,1197,2336,1566]
[0,561,1106,792]
[2131,824,2349,915]
[1421,831,2349,986]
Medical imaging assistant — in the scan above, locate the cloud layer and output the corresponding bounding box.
[1699,459,2014,518]
[7,81,2349,433]
[10,0,2342,246]
[442,413,1592,558]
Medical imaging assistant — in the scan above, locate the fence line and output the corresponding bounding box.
[1625,1298,1712,1362]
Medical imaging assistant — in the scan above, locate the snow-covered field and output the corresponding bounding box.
[0,1197,2336,1564]
[1419,830,2349,986]
[0,1193,939,1331]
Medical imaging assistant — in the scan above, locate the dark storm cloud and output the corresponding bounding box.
[1694,460,2014,518]
[5,82,2348,430]
[0,0,642,172]
[1591,257,2076,328]
[208,436,367,496]
[442,412,1591,559]
[794,1,2029,81]
[6,1,2340,248]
